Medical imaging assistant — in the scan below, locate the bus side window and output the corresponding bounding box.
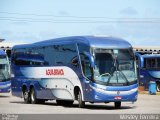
[15,59,30,66]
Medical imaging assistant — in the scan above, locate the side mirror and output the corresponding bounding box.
[84,52,95,68]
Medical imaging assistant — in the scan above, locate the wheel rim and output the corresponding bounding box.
[24,91,28,100]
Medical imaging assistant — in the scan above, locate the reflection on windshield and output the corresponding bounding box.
[94,49,137,85]
[0,56,10,82]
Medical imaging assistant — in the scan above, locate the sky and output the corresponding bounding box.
[0,0,160,46]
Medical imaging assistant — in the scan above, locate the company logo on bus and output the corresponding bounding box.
[46,69,64,76]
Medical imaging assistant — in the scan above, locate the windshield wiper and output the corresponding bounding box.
[118,70,129,85]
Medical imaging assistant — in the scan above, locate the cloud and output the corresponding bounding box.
[94,22,160,47]
[120,7,138,16]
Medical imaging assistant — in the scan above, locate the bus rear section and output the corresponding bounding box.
[136,53,160,92]
[0,49,11,93]
[11,36,138,108]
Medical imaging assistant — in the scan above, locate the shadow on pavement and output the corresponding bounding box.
[0,95,10,98]
[62,104,135,110]
[10,100,136,110]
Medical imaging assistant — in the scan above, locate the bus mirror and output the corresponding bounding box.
[89,55,95,68]
[84,52,95,68]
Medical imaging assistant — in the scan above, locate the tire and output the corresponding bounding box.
[23,89,31,104]
[78,91,85,108]
[157,82,160,92]
[30,88,39,104]
[114,102,121,109]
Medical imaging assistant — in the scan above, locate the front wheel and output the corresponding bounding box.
[114,102,121,109]
[78,91,85,108]
[157,82,160,92]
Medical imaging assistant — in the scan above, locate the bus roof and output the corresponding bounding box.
[0,49,5,55]
[12,36,132,50]
[141,54,160,58]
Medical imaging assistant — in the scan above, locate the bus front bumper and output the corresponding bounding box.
[85,84,138,102]
[0,81,11,93]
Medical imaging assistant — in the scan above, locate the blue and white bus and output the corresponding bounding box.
[136,53,160,91]
[11,36,138,108]
[0,49,11,93]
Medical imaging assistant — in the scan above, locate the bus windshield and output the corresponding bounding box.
[0,55,10,82]
[93,48,137,86]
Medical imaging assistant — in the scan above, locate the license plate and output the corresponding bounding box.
[114,96,122,100]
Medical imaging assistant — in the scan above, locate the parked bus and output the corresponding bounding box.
[11,36,138,108]
[136,53,160,91]
[0,49,11,93]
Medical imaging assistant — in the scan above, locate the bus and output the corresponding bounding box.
[0,49,11,93]
[136,53,160,91]
[11,36,138,108]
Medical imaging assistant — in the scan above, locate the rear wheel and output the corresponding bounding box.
[114,102,121,109]
[78,91,85,108]
[30,88,45,104]
[23,89,30,104]
[30,88,37,104]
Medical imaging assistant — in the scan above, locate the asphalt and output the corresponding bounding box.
[0,93,160,114]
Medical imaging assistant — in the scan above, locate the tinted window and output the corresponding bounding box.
[13,51,45,66]
[54,44,77,66]
[144,58,160,69]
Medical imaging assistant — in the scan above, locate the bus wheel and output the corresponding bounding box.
[157,82,160,92]
[78,91,85,108]
[114,102,121,109]
[30,88,38,104]
[23,90,30,104]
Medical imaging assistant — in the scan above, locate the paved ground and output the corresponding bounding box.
[0,93,160,114]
